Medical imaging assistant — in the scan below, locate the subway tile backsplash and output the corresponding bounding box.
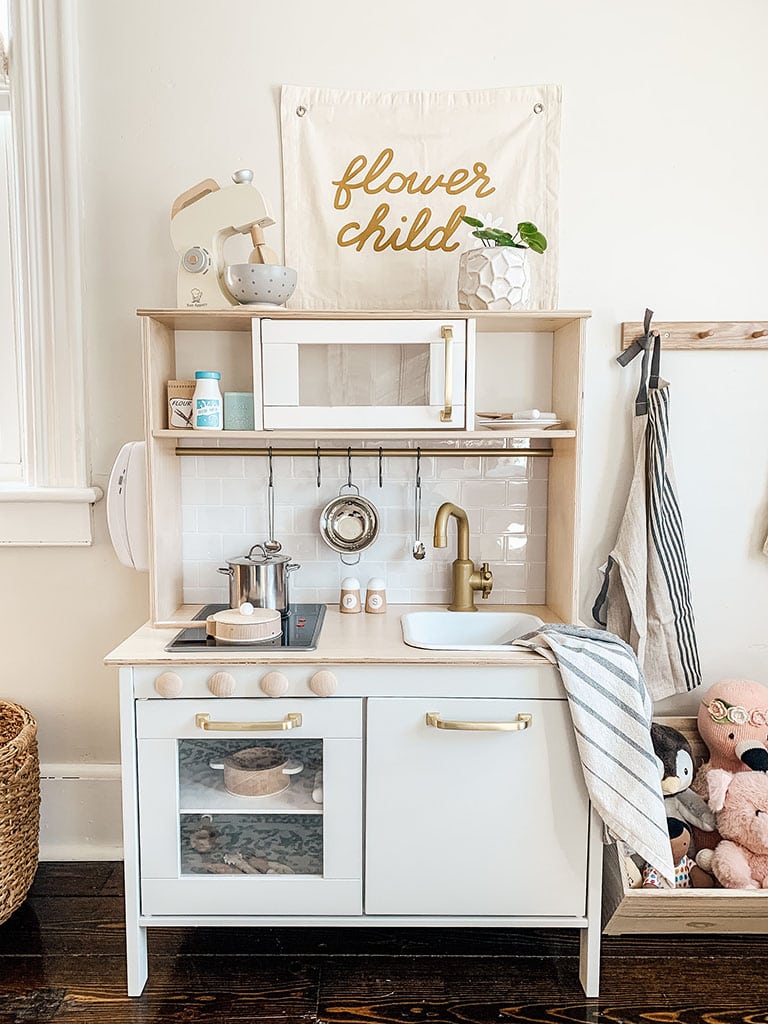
[181,452,548,606]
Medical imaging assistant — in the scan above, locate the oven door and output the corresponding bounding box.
[136,698,362,916]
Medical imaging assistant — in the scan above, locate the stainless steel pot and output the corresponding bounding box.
[218,544,300,611]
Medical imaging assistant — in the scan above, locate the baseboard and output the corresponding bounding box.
[39,763,124,861]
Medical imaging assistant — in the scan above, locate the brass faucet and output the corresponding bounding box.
[433,502,493,612]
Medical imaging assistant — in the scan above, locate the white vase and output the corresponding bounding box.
[457,246,531,311]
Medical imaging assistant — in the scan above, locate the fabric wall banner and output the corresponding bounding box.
[280,85,560,311]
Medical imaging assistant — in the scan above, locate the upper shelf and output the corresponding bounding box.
[155,428,577,442]
[137,308,592,333]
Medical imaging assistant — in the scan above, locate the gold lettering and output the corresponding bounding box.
[332,154,369,210]
[422,205,466,251]
[336,204,467,254]
[472,162,495,199]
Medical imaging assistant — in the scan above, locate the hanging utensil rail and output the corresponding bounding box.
[175,446,553,459]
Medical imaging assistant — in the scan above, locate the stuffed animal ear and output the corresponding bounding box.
[707,768,734,813]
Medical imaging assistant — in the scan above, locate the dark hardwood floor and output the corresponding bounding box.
[2,863,768,1022]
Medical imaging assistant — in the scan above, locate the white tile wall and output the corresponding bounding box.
[181,450,549,606]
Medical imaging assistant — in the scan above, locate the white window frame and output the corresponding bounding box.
[0,0,101,545]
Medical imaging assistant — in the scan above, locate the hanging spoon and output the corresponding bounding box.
[412,448,426,560]
[264,447,282,554]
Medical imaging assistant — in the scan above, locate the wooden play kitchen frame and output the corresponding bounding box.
[139,307,588,628]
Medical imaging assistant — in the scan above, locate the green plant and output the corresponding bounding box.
[462,214,547,254]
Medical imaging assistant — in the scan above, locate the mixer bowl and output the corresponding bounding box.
[223,264,297,306]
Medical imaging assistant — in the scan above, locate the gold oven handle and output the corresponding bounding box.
[425,712,532,732]
[195,712,303,732]
[439,325,453,422]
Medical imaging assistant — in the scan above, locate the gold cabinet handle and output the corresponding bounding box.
[439,325,453,422]
[195,712,302,732]
[425,712,532,732]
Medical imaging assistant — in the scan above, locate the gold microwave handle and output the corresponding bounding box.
[439,325,453,422]
[195,712,302,732]
[425,712,532,732]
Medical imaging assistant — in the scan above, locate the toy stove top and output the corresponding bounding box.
[165,603,326,652]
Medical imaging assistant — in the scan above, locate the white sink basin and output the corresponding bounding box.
[400,611,544,651]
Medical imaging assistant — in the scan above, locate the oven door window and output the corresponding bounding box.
[179,737,324,877]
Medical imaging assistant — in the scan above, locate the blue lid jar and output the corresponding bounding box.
[195,371,221,379]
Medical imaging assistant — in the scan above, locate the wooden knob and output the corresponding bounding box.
[260,671,289,698]
[154,672,183,698]
[309,670,337,697]
[208,672,236,697]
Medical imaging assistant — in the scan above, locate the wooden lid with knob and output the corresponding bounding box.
[205,605,281,644]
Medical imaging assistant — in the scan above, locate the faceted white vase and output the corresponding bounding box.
[457,246,531,311]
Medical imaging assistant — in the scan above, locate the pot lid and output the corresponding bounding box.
[226,544,293,566]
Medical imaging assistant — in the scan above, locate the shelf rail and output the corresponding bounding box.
[174,446,554,459]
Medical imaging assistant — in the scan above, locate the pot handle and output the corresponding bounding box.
[282,760,304,776]
[209,761,225,771]
[286,563,301,574]
[217,566,234,576]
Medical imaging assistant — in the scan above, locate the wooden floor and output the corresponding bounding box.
[3,864,768,1022]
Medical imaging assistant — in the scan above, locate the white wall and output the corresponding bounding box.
[2,0,767,855]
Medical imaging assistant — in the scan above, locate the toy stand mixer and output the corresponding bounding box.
[170,169,296,309]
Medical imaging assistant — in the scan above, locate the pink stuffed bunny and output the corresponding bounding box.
[701,768,768,889]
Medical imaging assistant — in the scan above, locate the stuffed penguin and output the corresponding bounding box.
[651,722,716,833]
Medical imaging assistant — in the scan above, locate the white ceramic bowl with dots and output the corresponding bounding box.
[224,264,298,307]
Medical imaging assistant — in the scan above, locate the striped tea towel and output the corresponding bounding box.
[510,623,675,885]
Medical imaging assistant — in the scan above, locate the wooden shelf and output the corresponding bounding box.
[155,428,577,442]
[179,768,322,816]
[138,307,592,334]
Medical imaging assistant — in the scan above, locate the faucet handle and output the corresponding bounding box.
[479,562,493,599]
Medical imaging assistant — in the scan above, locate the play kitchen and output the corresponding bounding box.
[108,191,596,995]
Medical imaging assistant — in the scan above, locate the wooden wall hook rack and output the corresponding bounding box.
[621,320,768,351]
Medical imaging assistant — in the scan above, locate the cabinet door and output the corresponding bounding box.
[365,698,589,917]
[137,698,362,916]
[260,319,472,429]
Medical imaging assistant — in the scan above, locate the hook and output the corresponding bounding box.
[416,447,422,488]
[378,447,383,487]
[316,446,322,488]
[347,447,353,489]
[268,446,274,487]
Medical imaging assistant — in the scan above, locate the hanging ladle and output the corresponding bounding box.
[412,448,426,560]
[264,447,282,554]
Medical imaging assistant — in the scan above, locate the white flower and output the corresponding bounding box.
[480,212,504,231]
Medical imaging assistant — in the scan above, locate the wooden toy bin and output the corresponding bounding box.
[602,716,768,935]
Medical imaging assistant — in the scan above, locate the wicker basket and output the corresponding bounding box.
[0,701,40,925]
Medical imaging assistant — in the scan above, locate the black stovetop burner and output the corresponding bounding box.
[165,603,326,652]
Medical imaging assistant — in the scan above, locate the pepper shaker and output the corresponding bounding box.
[339,577,362,614]
[365,577,387,614]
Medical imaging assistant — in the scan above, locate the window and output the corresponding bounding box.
[0,0,101,544]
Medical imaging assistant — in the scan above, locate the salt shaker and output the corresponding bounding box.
[339,577,362,614]
[365,577,387,614]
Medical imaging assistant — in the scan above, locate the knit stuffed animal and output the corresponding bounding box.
[691,679,768,851]
[651,722,715,832]
[698,769,768,888]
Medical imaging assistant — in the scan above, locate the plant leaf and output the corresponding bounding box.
[471,229,501,241]
[517,221,538,233]
[526,232,548,254]
[462,215,484,228]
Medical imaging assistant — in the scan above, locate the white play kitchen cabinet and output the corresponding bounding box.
[109,308,603,998]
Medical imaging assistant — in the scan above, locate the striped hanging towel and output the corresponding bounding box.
[510,623,675,885]
[593,309,701,701]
